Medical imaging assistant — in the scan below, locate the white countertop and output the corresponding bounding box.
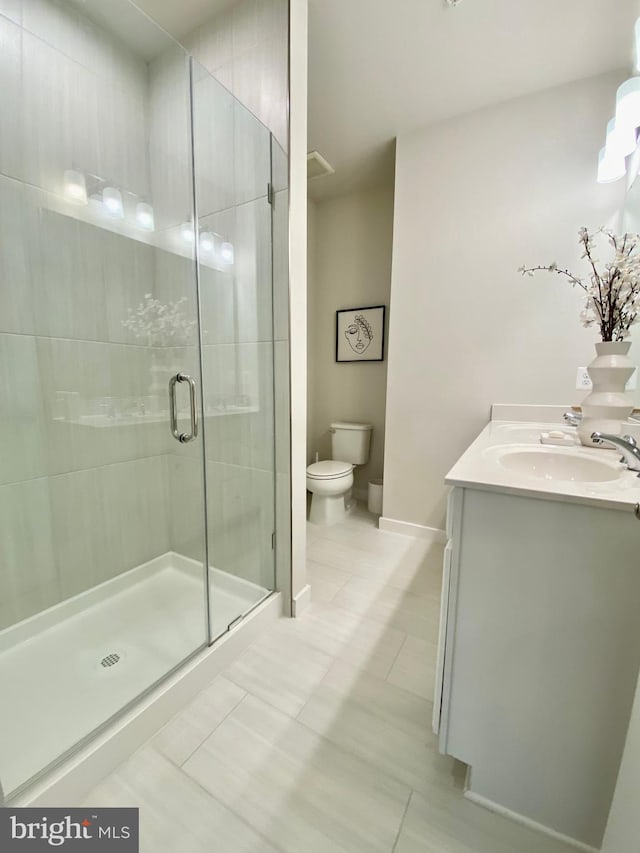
[445,419,640,512]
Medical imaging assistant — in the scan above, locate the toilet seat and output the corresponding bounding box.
[306,460,353,479]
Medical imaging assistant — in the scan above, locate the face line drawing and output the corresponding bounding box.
[344,313,373,355]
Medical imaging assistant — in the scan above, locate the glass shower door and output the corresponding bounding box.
[0,1,209,798]
[191,62,276,640]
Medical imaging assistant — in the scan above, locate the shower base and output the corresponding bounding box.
[0,554,269,798]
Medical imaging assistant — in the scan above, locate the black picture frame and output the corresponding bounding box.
[335,305,386,362]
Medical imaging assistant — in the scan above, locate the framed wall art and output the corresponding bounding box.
[335,305,385,362]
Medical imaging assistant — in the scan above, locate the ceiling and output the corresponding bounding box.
[307,0,640,199]
[135,0,640,199]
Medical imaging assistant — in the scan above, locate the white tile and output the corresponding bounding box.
[183,693,410,853]
[0,477,58,629]
[198,198,273,345]
[306,559,352,591]
[0,175,34,335]
[275,598,407,679]
[0,15,23,180]
[191,8,234,74]
[387,635,438,702]
[153,675,245,767]
[297,659,455,796]
[394,789,577,853]
[31,207,108,342]
[0,0,20,24]
[196,265,235,347]
[35,337,169,477]
[85,747,281,853]
[103,233,156,346]
[233,96,271,206]
[332,584,440,643]
[48,463,126,599]
[113,455,170,572]
[167,454,207,563]
[48,456,170,599]
[310,578,339,603]
[201,341,274,471]
[0,333,47,485]
[307,568,344,605]
[232,45,262,128]
[308,535,444,599]
[231,0,260,56]
[223,626,333,716]
[305,522,324,544]
[307,536,389,576]
[21,31,100,195]
[192,69,236,218]
[203,458,274,591]
[148,47,192,233]
[152,247,199,343]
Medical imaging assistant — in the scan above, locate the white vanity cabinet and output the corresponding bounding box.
[435,485,640,850]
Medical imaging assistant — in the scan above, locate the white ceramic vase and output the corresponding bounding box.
[577,341,635,447]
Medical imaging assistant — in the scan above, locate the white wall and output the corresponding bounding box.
[307,184,394,495]
[307,197,317,457]
[384,71,629,531]
[289,0,308,606]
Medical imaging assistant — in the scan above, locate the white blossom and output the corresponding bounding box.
[121,295,197,345]
[520,227,640,342]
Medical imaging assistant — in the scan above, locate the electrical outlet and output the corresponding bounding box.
[576,367,592,390]
[576,367,638,391]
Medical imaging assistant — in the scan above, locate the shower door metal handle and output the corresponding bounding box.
[169,373,199,444]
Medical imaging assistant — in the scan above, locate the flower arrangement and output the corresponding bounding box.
[122,294,196,346]
[519,227,640,342]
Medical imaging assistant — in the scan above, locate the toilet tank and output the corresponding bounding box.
[330,422,372,464]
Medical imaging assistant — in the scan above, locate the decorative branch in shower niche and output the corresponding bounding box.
[121,294,197,346]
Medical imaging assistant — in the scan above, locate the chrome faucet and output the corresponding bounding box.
[565,411,640,426]
[591,432,640,473]
[563,411,582,426]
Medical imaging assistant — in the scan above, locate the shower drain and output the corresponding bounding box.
[100,653,121,668]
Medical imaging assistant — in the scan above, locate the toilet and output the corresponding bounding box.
[306,422,372,525]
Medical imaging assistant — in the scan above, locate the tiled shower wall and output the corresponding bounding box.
[0,2,190,629]
[183,0,289,152]
[0,0,290,629]
[183,0,291,598]
[163,56,278,592]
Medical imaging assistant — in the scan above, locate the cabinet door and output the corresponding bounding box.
[433,539,452,735]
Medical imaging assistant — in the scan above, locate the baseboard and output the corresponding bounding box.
[14,593,283,807]
[379,516,447,543]
[292,584,311,617]
[463,790,599,853]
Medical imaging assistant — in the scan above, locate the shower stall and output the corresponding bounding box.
[0,0,289,800]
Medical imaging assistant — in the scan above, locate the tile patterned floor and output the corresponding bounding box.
[84,504,576,852]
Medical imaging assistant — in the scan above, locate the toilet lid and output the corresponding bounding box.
[307,460,353,479]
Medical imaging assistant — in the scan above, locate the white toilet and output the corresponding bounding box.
[306,422,372,525]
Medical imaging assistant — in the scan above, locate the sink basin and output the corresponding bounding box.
[487,446,625,483]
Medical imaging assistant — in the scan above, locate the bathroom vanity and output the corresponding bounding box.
[436,415,640,850]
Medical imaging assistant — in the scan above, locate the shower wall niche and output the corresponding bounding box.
[0,0,288,800]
